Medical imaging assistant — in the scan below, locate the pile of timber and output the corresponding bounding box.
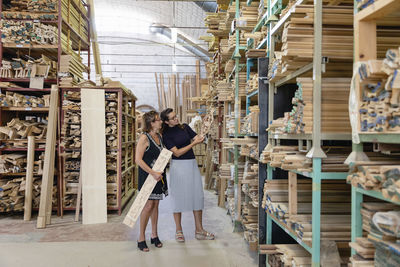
[226,111,247,135]
[228,32,247,51]
[59,54,87,83]
[0,92,50,107]
[358,48,400,133]
[0,177,57,212]
[0,20,58,45]
[347,164,400,202]
[261,244,311,267]
[224,60,235,76]
[240,143,258,159]
[282,78,352,134]
[246,49,267,58]
[0,55,57,79]
[236,1,259,32]
[1,11,57,20]
[241,30,266,48]
[349,202,400,266]
[266,117,288,134]
[220,39,232,63]
[216,80,233,101]
[61,89,123,209]
[3,0,57,12]
[0,118,47,141]
[246,73,258,94]
[0,152,44,174]
[242,201,258,251]
[262,179,352,247]
[263,145,350,172]
[205,12,229,37]
[232,71,247,97]
[242,106,259,135]
[60,0,89,44]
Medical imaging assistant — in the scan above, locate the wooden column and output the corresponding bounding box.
[24,136,35,221]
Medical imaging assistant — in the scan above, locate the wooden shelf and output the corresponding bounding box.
[0,107,49,112]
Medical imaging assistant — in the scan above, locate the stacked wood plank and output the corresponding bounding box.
[273,77,351,134]
[246,73,258,94]
[0,20,58,45]
[347,164,400,202]
[0,118,47,141]
[60,88,136,211]
[262,179,352,248]
[358,48,400,133]
[246,49,267,58]
[0,92,50,107]
[3,0,57,13]
[61,0,89,45]
[216,80,233,101]
[1,11,57,20]
[59,54,86,83]
[237,1,259,32]
[241,30,266,48]
[348,202,400,266]
[242,105,259,135]
[0,56,57,79]
[232,71,247,97]
[228,32,247,51]
[0,177,57,212]
[262,145,350,172]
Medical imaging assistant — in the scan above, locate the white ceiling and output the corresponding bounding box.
[85,0,211,110]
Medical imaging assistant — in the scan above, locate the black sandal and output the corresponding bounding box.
[150,237,163,248]
[137,240,149,252]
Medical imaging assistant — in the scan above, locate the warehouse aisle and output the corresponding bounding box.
[0,178,258,267]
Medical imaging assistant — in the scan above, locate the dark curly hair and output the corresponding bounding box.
[160,108,183,133]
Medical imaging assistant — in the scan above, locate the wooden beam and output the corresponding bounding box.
[37,85,58,229]
[155,73,161,111]
[355,0,400,22]
[23,136,35,221]
[288,172,298,215]
[81,88,107,225]
[87,0,102,76]
[74,168,82,222]
[123,148,172,228]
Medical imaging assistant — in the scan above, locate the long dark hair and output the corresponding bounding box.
[142,111,159,133]
[160,108,184,133]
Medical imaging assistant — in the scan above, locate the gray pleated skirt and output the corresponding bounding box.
[168,159,204,213]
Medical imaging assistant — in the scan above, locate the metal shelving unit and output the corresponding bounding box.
[260,0,354,266]
[348,0,400,259]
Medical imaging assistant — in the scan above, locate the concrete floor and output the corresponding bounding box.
[0,181,258,267]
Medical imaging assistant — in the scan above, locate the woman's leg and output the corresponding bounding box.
[193,210,204,232]
[139,200,155,248]
[173,212,183,232]
[150,200,160,238]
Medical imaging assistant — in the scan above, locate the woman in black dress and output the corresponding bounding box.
[136,111,168,252]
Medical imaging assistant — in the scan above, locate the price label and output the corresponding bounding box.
[34,20,39,23]
[274,134,278,139]
[25,107,32,111]
[284,228,289,235]
[16,44,23,48]
[296,238,302,244]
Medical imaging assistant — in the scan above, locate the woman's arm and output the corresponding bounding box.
[169,135,204,158]
[135,134,162,181]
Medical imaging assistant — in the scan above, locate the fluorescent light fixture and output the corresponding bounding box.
[171,28,177,43]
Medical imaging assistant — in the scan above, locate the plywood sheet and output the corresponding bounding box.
[81,89,107,224]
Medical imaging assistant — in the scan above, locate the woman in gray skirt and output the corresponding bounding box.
[161,108,215,242]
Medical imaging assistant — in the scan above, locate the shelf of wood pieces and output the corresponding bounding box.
[60,87,136,213]
[0,88,54,212]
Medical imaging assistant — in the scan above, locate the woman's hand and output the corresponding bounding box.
[193,135,205,145]
[151,171,163,181]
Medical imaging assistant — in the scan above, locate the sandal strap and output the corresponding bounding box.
[138,241,148,250]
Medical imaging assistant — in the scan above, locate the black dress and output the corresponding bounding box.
[138,132,168,200]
